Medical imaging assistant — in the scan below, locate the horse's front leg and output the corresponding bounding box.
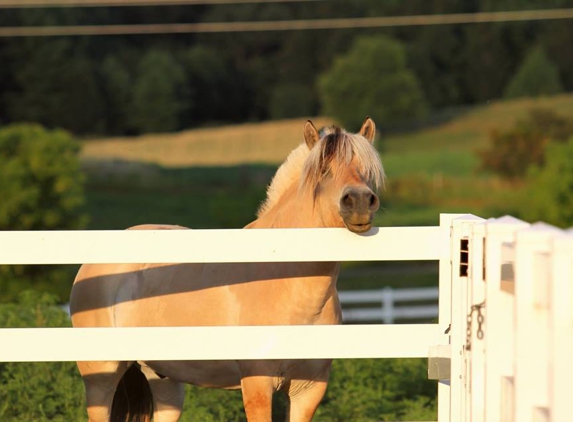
[240,363,275,422]
[285,379,328,422]
[285,359,332,422]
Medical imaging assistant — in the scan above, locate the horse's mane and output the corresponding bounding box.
[257,125,385,217]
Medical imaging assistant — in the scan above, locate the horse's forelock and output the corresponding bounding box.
[257,126,384,218]
[301,128,384,194]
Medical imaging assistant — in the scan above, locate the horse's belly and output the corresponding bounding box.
[143,360,242,389]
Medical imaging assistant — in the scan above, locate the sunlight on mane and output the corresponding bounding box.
[257,143,310,217]
[257,126,385,218]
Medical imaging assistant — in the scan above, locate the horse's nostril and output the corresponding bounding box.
[342,193,353,208]
[369,193,380,211]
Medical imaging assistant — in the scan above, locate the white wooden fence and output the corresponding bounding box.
[340,286,439,324]
[457,216,573,422]
[0,213,572,422]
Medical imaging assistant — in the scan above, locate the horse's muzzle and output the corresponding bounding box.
[339,187,380,233]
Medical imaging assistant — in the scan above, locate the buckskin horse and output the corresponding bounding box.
[70,117,384,422]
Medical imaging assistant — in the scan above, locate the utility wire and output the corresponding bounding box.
[0,0,327,8]
[1,8,573,37]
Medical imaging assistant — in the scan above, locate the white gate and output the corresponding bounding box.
[457,217,573,422]
[1,213,572,421]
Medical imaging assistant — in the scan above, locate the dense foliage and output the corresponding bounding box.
[477,108,573,179]
[0,292,85,421]
[1,1,572,135]
[318,36,427,130]
[0,292,436,422]
[130,50,186,133]
[0,124,87,302]
[522,138,573,227]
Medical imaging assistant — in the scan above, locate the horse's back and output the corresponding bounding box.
[70,224,189,327]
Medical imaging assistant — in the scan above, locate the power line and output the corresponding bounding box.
[1,8,573,37]
[0,0,327,8]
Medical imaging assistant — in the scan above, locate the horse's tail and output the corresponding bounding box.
[111,364,154,422]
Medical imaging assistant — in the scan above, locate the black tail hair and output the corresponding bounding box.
[111,364,154,422]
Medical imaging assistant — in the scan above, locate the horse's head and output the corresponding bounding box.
[302,117,384,233]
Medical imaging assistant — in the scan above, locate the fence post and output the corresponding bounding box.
[467,219,487,422]
[449,214,484,422]
[382,286,394,324]
[514,223,560,422]
[483,216,529,422]
[435,213,460,422]
[549,231,573,421]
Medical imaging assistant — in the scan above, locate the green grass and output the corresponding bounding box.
[382,149,477,177]
[86,186,266,230]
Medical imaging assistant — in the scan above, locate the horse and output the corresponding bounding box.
[69,117,384,422]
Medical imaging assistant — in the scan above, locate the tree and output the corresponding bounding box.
[522,138,573,228]
[0,124,87,302]
[318,35,427,131]
[130,50,186,134]
[6,39,106,135]
[478,108,573,179]
[504,46,563,99]
[100,55,133,135]
[179,45,250,126]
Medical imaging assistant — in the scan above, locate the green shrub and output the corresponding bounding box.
[318,35,427,131]
[180,358,436,422]
[477,108,573,179]
[0,124,87,302]
[316,358,436,421]
[504,46,563,99]
[521,138,573,227]
[0,291,85,422]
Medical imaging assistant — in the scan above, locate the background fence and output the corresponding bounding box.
[1,214,572,421]
[340,287,439,324]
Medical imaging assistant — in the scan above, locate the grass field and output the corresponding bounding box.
[83,94,573,169]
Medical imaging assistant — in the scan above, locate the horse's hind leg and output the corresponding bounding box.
[284,360,332,422]
[77,361,129,422]
[140,364,185,421]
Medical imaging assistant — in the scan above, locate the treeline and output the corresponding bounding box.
[0,0,572,136]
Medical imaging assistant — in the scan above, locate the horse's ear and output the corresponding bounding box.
[303,120,320,149]
[359,116,376,143]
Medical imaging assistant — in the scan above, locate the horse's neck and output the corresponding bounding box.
[245,182,341,314]
[248,184,325,229]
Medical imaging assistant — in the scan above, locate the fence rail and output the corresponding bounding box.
[0,226,441,264]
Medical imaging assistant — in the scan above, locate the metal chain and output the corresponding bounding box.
[465,301,485,351]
